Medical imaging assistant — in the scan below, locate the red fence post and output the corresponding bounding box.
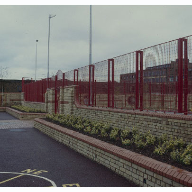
[89,65,95,106]
[136,51,143,111]
[63,73,65,87]
[74,69,78,85]
[22,77,24,92]
[161,83,165,110]
[178,38,183,113]
[184,39,188,115]
[112,60,114,108]
[79,80,81,104]
[140,51,143,111]
[55,75,57,114]
[108,59,114,108]
[149,82,151,107]
[108,60,110,108]
[95,80,96,107]
[135,51,139,109]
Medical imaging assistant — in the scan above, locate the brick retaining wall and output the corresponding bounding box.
[0,92,23,106]
[58,86,192,144]
[34,118,192,187]
[5,107,47,120]
[23,101,46,112]
[0,107,6,112]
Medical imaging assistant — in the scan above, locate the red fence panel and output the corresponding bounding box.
[21,35,192,115]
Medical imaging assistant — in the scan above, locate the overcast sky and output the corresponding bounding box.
[1,3,192,80]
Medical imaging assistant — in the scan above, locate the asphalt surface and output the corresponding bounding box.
[0,112,137,187]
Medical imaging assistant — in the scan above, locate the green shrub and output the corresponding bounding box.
[44,113,192,166]
[170,149,182,162]
[145,131,156,145]
[90,122,100,135]
[11,105,46,113]
[183,154,192,165]
[180,144,192,165]
[109,128,119,141]
[121,138,132,146]
[84,126,91,133]
[153,146,166,155]
[120,129,130,139]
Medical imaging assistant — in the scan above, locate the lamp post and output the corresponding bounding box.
[89,5,92,66]
[35,40,38,82]
[47,14,56,88]
[89,5,93,105]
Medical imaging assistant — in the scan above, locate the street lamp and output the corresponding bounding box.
[35,40,38,82]
[47,14,56,87]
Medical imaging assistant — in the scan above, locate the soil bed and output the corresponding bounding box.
[44,118,192,173]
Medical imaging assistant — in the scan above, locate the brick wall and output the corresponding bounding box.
[23,101,46,112]
[34,118,192,187]
[58,86,192,144]
[0,92,23,106]
[5,107,46,120]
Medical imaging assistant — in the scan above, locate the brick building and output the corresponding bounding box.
[0,79,22,93]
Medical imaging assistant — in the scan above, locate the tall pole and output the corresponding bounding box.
[89,5,92,66]
[47,14,56,88]
[35,40,38,82]
[89,5,93,105]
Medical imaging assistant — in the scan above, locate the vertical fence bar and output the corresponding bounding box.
[74,69,78,85]
[124,81,126,107]
[89,66,91,106]
[79,80,81,104]
[108,60,110,108]
[161,83,165,110]
[22,77,24,92]
[63,73,65,87]
[140,51,143,111]
[135,51,139,109]
[178,38,183,113]
[55,75,57,114]
[149,82,151,107]
[108,59,114,108]
[95,80,96,107]
[184,39,188,115]
[111,59,115,108]
[89,65,94,106]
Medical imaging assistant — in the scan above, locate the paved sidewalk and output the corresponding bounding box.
[0,112,137,187]
[0,112,33,129]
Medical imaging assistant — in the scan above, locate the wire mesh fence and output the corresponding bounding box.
[23,35,192,114]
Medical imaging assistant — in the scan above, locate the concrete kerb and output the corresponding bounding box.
[0,107,47,120]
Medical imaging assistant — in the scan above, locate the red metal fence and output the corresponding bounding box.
[23,35,192,114]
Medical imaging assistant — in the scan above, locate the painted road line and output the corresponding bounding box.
[63,183,80,187]
[0,174,23,184]
[0,172,57,187]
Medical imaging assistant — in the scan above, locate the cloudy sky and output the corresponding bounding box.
[0,2,192,80]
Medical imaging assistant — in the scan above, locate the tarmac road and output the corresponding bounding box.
[0,112,138,187]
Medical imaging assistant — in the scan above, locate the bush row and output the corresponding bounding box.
[11,105,46,113]
[46,113,192,166]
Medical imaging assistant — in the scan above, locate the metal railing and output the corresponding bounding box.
[23,35,192,114]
